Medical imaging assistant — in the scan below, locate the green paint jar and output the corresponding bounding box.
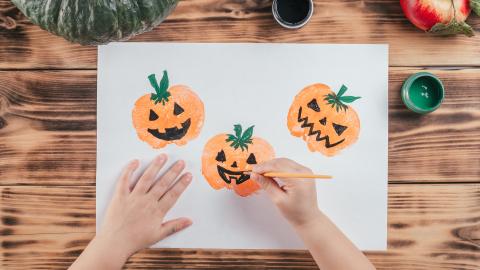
[401,72,445,114]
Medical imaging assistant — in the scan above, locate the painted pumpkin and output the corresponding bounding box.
[202,125,275,197]
[287,84,361,156]
[132,71,204,149]
[11,0,178,45]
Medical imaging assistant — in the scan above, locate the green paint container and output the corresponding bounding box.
[401,72,444,114]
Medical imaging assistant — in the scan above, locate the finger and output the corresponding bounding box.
[252,158,312,176]
[158,173,192,212]
[115,159,139,197]
[157,218,192,240]
[149,160,186,199]
[250,173,285,203]
[132,154,167,195]
[251,158,295,174]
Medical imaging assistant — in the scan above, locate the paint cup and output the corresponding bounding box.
[272,0,314,29]
[401,72,445,114]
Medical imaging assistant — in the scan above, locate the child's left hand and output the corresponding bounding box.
[96,154,193,261]
[69,154,192,270]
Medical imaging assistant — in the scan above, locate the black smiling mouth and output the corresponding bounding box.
[297,107,345,148]
[147,119,191,141]
[217,165,250,185]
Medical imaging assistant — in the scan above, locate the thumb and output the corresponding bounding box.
[251,173,284,202]
[158,218,192,240]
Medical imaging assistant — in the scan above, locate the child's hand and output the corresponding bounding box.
[250,158,320,227]
[97,154,192,260]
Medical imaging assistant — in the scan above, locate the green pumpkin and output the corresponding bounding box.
[11,0,179,45]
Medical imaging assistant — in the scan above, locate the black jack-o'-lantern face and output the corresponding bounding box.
[201,125,275,197]
[215,149,258,185]
[145,102,191,141]
[132,71,205,149]
[287,84,361,156]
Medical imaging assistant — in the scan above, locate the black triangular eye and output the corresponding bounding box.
[332,123,348,136]
[149,109,159,121]
[173,103,184,116]
[216,150,226,162]
[246,153,257,164]
[307,99,320,112]
[319,117,327,126]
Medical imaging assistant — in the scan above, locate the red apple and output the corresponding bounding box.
[400,0,473,35]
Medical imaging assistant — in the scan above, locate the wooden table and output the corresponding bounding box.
[1,0,479,269]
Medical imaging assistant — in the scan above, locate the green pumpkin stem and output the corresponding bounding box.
[324,84,361,112]
[226,124,254,151]
[149,70,171,105]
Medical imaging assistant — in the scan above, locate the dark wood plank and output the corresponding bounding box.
[1,68,479,185]
[389,68,480,183]
[1,0,480,69]
[1,184,479,269]
[0,71,96,185]
[0,186,95,235]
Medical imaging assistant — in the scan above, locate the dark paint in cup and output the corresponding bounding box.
[272,0,314,29]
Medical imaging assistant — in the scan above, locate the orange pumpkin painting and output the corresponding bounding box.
[132,71,204,149]
[287,84,361,156]
[202,125,275,197]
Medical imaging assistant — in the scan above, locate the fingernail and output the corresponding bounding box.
[130,159,139,168]
[184,219,193,227]
[176,160,185,167]
[157,154,166,162]
[185,174,192,183]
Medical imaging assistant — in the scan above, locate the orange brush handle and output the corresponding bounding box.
[247,171,332,179]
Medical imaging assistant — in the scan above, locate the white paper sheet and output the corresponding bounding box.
[97,43,388,250]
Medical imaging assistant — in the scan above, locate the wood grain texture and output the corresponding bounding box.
[389,68,480,183]
[0,69,478,185]
[1,0,480,268]
[0,71,96,185]
[0,186,95,235]
[1,0,480,69]
[1,184,479,269]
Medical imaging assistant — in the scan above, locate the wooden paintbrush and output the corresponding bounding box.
[246,171,332,179]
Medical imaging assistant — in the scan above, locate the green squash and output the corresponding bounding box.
[11,0,179,45]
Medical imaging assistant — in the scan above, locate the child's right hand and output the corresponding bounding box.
[251,158,321,228]
[253,159,376,270]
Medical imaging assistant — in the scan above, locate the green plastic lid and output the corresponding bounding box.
[401,72,444,114]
